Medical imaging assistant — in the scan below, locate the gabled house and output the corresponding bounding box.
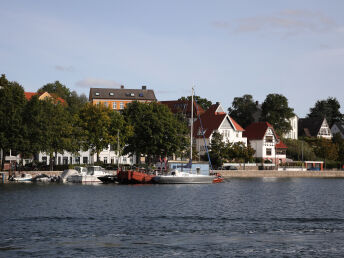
[193,103,247,156]
[160,99,205,126]
[89,85,156,111]
[331,122,344,139]
[243,122,287,164]
[25,91,66,105]
[298,117,332,139]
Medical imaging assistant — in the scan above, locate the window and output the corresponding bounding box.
[111,158,114,164]
[70,157,72,164]
[130,93,135,96]
[58,157,61,165]
[113,102,117,109]
[109,92,114,96]
[83,157,88,164]
[266,148,272,156]
[104,157,108,164]
[123,157,127,163]
[139,93,144,97]
[42,156,47,165]
[120,102,124,109]
[63,157,68,165]
[266,136,273,143]
[95,92,100,96]
[75,157,80,164]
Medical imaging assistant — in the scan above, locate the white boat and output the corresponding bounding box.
[70,166,111,183]
[153,88,215,184]
[12,173,33,182]
[60,168,83,183]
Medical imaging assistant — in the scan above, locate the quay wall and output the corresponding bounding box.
[216,170,344,178]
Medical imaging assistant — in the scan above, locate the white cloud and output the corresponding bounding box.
[212,9,337,37]
[54,65,74,72]
[75,78,121,88]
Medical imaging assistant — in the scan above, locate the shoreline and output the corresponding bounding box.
[216,170,344,178]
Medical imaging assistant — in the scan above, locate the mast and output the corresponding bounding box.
[190,87,194,162]
[117,129,120,172]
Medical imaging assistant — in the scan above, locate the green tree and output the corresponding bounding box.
[260,94,294,136]
[78,103,115,163]
[226,142,255,163]
[178,95,212,110]
[38,81,71,101]
[284,138,316,161]
[0,74,26,169]
[228,94,258,128]
[307,97,343,126]
[208,132,226,169]
[313,138,339,162]
[123,101,189,165]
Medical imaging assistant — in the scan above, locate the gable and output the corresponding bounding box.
[215,105,225,113]
[219,117,233,130]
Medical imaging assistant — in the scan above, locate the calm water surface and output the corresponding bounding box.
[1,178,344,257]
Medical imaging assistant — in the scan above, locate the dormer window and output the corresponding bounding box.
[139,93,144,97]
[109,92,114,96]
[95,92,100,96]
[130,93,135,97]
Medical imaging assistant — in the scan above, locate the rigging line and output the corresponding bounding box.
[193,91,213,172]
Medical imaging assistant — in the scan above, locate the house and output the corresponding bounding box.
[253,101,298,140]
[298,117,332,139]
[160,99,205,126]
[331,122,344,139]
[193,103,247,156]
[25,91,66,105]
[243,122,287,164]
[89,85,156,111]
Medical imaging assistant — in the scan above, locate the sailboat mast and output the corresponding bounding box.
[190,87,194,162]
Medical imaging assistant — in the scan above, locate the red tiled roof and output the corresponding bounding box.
[160,100,205,117]
[276,141,287,149]
[243,121,275,140]
[229,117,244,132]
[193,103,244,138]
[24,92,37,100]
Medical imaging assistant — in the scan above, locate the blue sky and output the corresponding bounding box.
[1,0,344,117]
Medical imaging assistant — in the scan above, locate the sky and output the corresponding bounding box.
[1,0,344,117]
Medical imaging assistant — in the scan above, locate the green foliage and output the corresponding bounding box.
[178,95,212,110]
[283,138,316,161]
[260,94,294,135]
[226,142,256,163]
[208,132,226,168]
[313,138,339,161]
[0,74,26,168]
[307,97,343,126]
[123,101,189,164]
[38,81,71,101]
[228,94,258,128]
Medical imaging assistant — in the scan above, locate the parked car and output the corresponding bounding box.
[221,165,238,170]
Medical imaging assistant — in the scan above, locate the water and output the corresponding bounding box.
[1,178,344,257]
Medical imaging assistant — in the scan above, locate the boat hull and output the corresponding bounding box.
[152,175,215,184]
[117,170,155,184]
[98,175,117,184]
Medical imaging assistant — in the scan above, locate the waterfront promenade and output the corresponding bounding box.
[216,170,344,178]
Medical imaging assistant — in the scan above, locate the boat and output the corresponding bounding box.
[32,174,51,182]
[98,174,117,184]
[117,169,155,184]
[152,88,216,184]
[59,166,87,183]
[70,166,112,183]
[11,173,33,182]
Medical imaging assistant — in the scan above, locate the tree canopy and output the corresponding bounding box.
[228,94,258,128]
[260,94,294,136]
[123,101,189,164]
[307,97,343,126]
[178,95,212,110]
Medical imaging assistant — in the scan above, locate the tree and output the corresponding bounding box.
[226,142,255,163]
[283,139,316,161]
[207,132,226,169]
[0,74,26,169]
[123,101,189,165]
[38,81,71,101]
[67,91,88,115]
[178,95,212,110]
[228,94,258,128]
[313,138,339,162]
[307,97,343,126]
[78,103,115,163]
[260,94,294,136]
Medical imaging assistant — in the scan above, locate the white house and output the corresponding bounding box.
[298,117,332,139]
[243,122,287,164]
[283,115,298,140]
[193,103,247,156]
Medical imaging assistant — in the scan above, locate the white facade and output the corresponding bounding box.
[38,145,134,166]
[318,119,333,139]
[250,128,277,161]
[283,115,298,140]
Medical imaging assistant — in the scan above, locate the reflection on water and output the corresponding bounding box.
[1,179,344,257]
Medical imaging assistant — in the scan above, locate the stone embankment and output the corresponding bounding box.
[216,170,344,178]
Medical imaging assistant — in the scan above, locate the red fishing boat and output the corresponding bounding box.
[117,169,155,184]
[212,173,224,183]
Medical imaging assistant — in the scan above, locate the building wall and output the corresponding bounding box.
[283,115,298,140]
[91,99,154,111]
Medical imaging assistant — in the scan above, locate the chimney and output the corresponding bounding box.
[142,85,147,90]
[120,85,124,89]
[216,102,220,105]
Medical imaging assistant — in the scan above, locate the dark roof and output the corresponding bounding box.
[89,87,156,101]
[160,100,205,117]
[332,122,344,135]
[298,117,324,137]
[243,122,275,140]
